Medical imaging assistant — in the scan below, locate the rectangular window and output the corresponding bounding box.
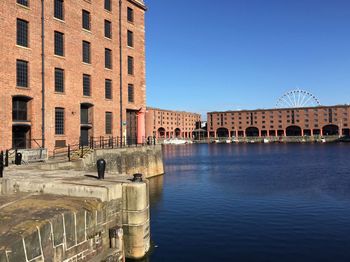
[54,31,64,56]
[127,30,133,47]
[12,99,28,121]
[105,48,112,69]
[55,108,65,135]
[83,74,91,96]
[16,60,28,87]
[54,0,64,20]
[82,41,91,63]
[105,79,112,99]
[17,0,29,6]
[55,68,64,92]
[104,0,111,11]
[127,56,134,75]
[17,19,28,47]
[105,112,112,134]
[128,84,134,103]
[104,20,111,38]
[127,7,134,22]
[82,10,90,30]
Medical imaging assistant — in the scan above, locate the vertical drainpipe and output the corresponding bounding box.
[41,0,45,148]
[119,0,123,147]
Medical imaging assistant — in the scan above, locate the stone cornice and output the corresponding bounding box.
[127,0,147,11]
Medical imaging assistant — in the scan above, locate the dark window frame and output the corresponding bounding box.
[104,20,111,38]
[55,107,65,135]
[82,40,91,64]
[128,84,134,103]
[105,48,112,69]
[12,98,29,121]
[17,0,29,7]
[17,18,29,47]
[82,10,91,30]
[105,112,112,134]
[127,30,133,47]
[127,7,134,23]
[54,0,64,20]
[54,68,64,93]
[127,56,134,75]
[54,31,64,56]
[16,60,28,88]
[105,79,112,99]
[104,0,111,11]
[83,74,91,96]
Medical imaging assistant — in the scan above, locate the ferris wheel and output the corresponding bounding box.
[276,89,321,108]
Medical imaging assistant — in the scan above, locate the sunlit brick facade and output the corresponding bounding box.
[208,105,350,138]
[145,107,201,139]
[0,0,147,152]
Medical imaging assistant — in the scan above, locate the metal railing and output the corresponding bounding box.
[52,136,157,161]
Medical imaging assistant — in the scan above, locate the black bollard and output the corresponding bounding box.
[132,173,143,182]
[15,152,22,165]
[5,150,9,167]
[0,151,3,178]
[96,159,106,179]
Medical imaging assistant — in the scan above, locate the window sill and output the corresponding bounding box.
[105,68,113,71]
[54,54,65,59]
[82,95,92,98]
[53,17,65,23]
[16,3,30,10]
[16,45,31,50]
[127,45,134,49]
[16,86,30,90]
[82,62,92,66]
[82,28,92,34]
[54,134,66,137]
[54,91,65,95]
[104,36,112,41]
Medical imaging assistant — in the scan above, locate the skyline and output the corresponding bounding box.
[146,0,350,118]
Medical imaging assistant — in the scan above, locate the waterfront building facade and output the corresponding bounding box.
[207,105,350,138]
[145,107,201,139]
[0,0,146,152]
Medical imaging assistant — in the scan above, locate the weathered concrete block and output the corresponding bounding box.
[24,229,42,260]
[76,211,86,244]
[40,223,54,262]
[64,213,76,249]
[52,215,64,247]
[6,239,26,262]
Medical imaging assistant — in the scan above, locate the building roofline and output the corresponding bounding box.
[146,106,201,116]
[207,104,350,114]
[127,0,147,11]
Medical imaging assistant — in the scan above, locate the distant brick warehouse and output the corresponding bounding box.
[208,105,350,138]
[0,0,146,152]
[145,107,201,139]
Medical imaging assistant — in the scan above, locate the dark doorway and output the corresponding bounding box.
[286,126,302,136]
[175,128,181,138]
[322,125,339,136]
[127,110,138,145]
[246,127,259,137]
[269,130,276,136]
[342,128,350,136]
[304,129,311,136]
[217,128,229,138]
[12,125,30,149]
[80,127,90,146]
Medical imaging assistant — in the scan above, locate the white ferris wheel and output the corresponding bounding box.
[276,89,321,108]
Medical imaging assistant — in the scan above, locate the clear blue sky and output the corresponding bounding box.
[145,0,350,118]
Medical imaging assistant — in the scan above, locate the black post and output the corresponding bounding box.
[5,150,9,167]
[68,145,71,162]
[100,136,102,148]
[80,144,84,158]
[96,159,106,179]
[0,151,3,178]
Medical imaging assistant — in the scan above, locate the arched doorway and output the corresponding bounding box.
[158,127,166,138]
[217,128,229,138]
[286,126,302,136]
[246,127,259,137]
[322,125,339,136]
[174,128,181,138]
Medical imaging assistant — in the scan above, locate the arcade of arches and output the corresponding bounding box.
[210,124,348,138]
[156,127,194,139]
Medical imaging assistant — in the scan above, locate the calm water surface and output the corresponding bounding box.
[145,144,350,262]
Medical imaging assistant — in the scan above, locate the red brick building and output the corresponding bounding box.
[145,107,201,139]
[0,0,146,152]
[207,105,350,138]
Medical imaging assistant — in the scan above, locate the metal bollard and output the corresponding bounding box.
[0,151,4,178]
[96,159,106,180]
[5,150,9,167]
[132,173,143,182]
[15,152,22,165]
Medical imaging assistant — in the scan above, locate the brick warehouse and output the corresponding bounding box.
[0,0,146,152]
[208,105,350,138]
[145,107,201,139]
